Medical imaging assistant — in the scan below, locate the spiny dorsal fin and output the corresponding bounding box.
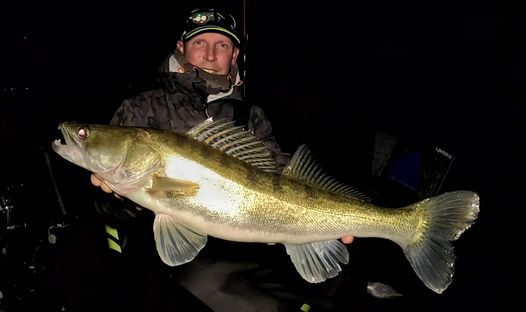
[282,144,373,202]
[185,118,278,173]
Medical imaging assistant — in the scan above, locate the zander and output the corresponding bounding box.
[52,118,479,294]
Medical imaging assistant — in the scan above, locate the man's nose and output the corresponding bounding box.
[205,46,216,62]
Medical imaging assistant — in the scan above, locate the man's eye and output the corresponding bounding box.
[217,43,229,49]
[194,40,205,46]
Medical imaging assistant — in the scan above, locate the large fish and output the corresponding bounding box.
[52,118,479,294]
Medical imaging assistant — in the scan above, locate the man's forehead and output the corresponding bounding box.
[187,32,234,44]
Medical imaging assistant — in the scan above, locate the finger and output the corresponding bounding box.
[90,174,102,186]
[100,181,113,194]
[341,236,354,244]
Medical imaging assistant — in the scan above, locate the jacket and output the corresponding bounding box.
[109,50,290,172]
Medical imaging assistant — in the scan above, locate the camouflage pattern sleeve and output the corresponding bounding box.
[109,98,150,127]
[248,105,291,173]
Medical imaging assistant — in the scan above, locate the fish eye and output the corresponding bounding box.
[77,127,89,139]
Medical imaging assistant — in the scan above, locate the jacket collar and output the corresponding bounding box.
[158,50,243,103]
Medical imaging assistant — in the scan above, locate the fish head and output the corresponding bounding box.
[52,122,126,171]
[52,122,161,193]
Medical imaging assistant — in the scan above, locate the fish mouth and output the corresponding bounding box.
[54,123,67,145]
[52,122,87,168]
[54,123,74,148]
[52,123,67,147]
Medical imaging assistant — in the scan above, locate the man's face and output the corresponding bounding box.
[177,32,240,75]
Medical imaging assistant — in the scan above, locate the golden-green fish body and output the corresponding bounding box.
[52,118,479,294]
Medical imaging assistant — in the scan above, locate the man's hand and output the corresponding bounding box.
[91,174,126,200]
[91,174,142,220]
[341,236,354,244]
[90,174,113,194]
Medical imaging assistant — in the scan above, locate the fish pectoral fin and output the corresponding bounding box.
[153,214,207,266]
[148,176,200,196]
[285,240,349,283]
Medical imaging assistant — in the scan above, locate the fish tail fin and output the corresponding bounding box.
[403,190,479,294]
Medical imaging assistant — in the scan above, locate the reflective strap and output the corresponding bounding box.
[105,224,122,253]
[300,303,311,312]
[105,224,119,240]
[107,238,122,253]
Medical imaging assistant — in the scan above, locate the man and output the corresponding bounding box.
[91,7,355,241]
[90,8,355,311]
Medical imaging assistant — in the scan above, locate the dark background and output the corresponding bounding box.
[1,0,524,311]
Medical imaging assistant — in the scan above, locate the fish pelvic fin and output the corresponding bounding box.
[153,214,207,266]
[285,240,349,283]
[403,190,479,294]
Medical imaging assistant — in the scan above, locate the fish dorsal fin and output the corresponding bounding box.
[185,118,278,173]
[282,144,373,202]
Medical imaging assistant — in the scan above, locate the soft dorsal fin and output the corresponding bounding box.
[185,118,277,173]
[282,144,373,202]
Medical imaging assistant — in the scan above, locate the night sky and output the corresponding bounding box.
[1,0,524,311]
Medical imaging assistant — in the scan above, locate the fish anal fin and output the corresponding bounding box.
[153,214,207,266]
[285,240,349,283]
